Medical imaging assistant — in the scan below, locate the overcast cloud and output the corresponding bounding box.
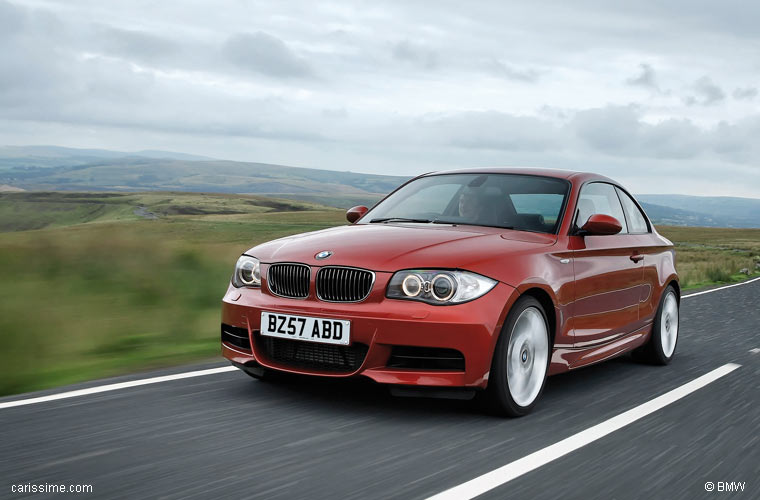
[1,0,758,196]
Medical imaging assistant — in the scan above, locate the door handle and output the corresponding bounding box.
[630,253,644,263]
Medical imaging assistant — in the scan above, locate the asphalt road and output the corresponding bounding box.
[1,280,758,500]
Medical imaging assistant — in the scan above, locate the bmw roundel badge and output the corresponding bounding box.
[315,250,333,260]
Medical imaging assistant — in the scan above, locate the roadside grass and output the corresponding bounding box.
[0,198,345,396]
[1,193,759,397]
[656,225,760,288]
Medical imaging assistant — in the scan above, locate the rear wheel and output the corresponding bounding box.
[482,296,550,417]
[634,285,679,365]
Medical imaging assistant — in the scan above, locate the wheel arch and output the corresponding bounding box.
[516,286,558,347]
[666,276,681,302]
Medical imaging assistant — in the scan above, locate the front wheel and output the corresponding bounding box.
[482,296,550,417]
[634,285,679,365]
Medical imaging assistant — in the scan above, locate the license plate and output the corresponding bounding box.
[260,312,351,345]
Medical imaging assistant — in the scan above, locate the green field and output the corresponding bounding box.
[0,192,345,396]
[656,226,760,288]
[0,191,758,396]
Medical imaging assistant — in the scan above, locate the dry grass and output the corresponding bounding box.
[656,225,760,288]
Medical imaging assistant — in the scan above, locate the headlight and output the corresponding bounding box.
[231,255,261,288]
[387,269,497,305]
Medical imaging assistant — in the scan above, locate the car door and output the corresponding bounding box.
[615,186,659,328]
[570,182,644,347]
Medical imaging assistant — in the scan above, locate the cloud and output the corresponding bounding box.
[626,63,659,91]
[391,40,438,69]
[488,59,540,82]
[571,106,643,154]
[0,0,25,40]
[417,111,559,151]
[223,32,312,78]
[98,27,180,64]
[0,0,758,196]
[402,106,717,163]
[685,76,726,106]
[567,105,760,164]
[711,117,760,162]
[732,87,758,100]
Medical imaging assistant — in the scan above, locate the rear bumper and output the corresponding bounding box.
[221,279,518,388]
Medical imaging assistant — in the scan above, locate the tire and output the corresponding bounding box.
[634,285,679,365]
[482,296,550,417]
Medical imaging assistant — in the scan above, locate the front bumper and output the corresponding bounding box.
[221,274,518,389]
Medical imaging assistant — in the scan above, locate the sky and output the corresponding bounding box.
[1,0,759,197]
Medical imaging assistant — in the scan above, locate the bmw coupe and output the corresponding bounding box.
[221,168,679,416]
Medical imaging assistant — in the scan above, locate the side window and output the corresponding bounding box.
[575,182,628,234]
[616,187,650,233]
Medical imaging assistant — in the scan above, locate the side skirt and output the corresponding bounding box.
[548,324,652,375]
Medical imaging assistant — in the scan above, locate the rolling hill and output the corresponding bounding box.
[636,195,760,229]
[0,146,407,209]
[1,146,758,227]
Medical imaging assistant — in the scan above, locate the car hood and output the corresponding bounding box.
[247,223,557,276]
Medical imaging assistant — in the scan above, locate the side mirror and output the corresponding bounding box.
[579,214,622,236]
[346,205,368,223]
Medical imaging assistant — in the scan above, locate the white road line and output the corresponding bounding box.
[682,276,760,298]
[426,363,741,500]
[0,366,237,410]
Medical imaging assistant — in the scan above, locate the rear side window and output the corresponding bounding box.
[575,182,628,234]
[616,187,650,233]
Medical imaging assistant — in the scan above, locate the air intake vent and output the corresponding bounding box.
[259,337,368,372]
[268,263,310,299]
[387,346,465,371]
[221,324,251,352]
[316,266,374,302]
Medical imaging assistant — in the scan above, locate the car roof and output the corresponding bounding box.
[421,167,617,185]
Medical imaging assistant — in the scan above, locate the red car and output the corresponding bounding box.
[221,168,679,416]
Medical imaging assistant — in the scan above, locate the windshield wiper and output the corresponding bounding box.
[369,217,432,223]
[432,219,516,230]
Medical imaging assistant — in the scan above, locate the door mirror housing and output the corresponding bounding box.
[346,205,368,223]
[579,214,622,236]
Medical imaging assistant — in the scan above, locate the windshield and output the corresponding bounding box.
[360,173,570,234]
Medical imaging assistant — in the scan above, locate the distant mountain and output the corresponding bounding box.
[0,145,409,208]
[636,194,760,228]
[0,145,215,162]
[1,146,758,225]
[638,202,722,228]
